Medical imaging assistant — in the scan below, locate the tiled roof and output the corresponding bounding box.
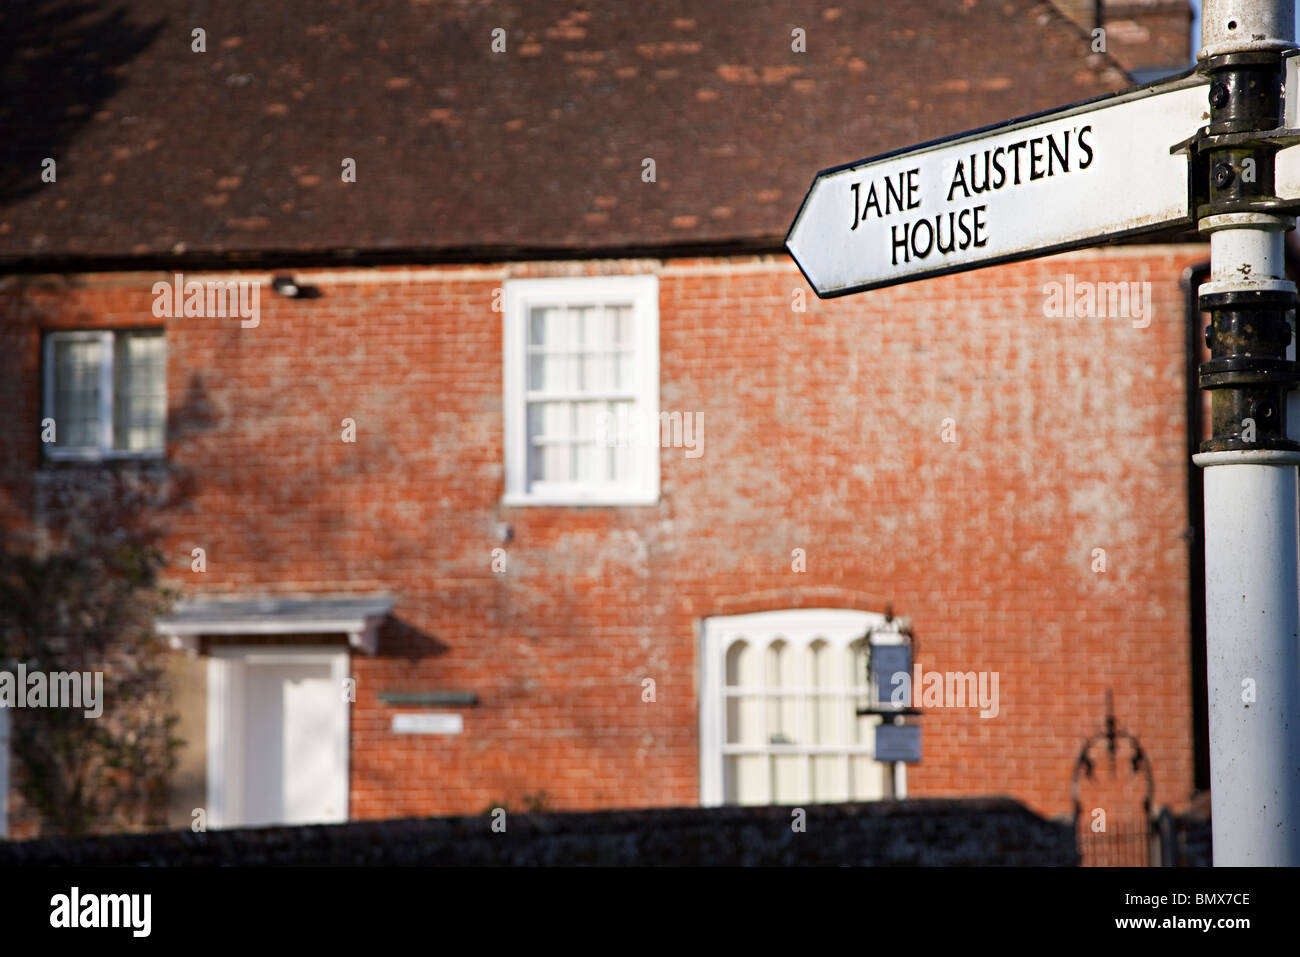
[0,0,1131,266]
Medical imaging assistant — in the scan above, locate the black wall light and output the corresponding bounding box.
[270,274,322,298]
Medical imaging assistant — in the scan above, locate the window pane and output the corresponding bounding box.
[610,432,633,483]
[581,350,615,392]
[726,696,762,746]
[725,640,754,686]
[612,306,636,389]
[573,401,607,443]
[52,337,103,449]
[612,305,634,347]
[771,755,803,805]
[571,444,605,482]
[765,641,800,746]
[724,755,766,805]
[596,400,634,453]
[725,641,761,746]
[531,444,568,484]
[550,306,577,349]
[579,305,609,350]
[811,755,848,803]
[848,640,868,687]
[114,331,166,451]
[848,639,871,714]
[527,401,572,484]
[807,640,847,747]
[767,694,801,746]
[572,401,611,482]
[527,354,547,392]
[616,351,636,390]
[852,712,878,748]
[529,349,578,394]
[765,640,789,686]
[851,755,886,801]
[528,306,563,347]
[528,307,578,393]
[811,701,846,747]
[556,306,610,393]
[807,640,831,687]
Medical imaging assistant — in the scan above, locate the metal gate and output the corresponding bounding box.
[1071,692,1156,866]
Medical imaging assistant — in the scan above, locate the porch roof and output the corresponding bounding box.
[155,593,394,656]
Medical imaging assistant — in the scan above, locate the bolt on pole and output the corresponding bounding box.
[1194,0,1300,865]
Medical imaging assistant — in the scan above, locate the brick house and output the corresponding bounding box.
[0,0,1206,837]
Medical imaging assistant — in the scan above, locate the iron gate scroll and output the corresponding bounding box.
[1071,692,1156,866]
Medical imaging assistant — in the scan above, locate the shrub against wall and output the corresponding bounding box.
[0,467,181,837]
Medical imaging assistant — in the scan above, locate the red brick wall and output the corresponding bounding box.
[0,246,1206,824]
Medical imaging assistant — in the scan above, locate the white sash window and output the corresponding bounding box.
[503,276,659,506]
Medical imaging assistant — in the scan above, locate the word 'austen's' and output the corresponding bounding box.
[847,125,1095,266]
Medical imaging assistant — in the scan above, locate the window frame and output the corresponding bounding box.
[698,608,905,807]
[41,328,167,462]
[502,275,660,507]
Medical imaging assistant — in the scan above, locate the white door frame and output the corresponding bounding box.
[207,645,350,829]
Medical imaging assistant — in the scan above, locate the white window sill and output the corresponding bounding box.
[41,449,166,464]
[502,490,660,508]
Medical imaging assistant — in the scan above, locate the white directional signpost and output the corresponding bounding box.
[787,73,1211,296]
[790,0,1300,866]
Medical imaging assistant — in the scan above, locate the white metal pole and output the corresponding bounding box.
[1195,0,1300,866]
[1198,464,1300,863]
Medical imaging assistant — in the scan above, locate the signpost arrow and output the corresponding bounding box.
[786,72,1210,297]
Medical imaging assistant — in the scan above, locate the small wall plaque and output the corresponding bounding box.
[875,724,922,763]
[392,712,463,735]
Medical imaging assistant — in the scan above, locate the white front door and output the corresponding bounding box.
[208,648,349,828]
